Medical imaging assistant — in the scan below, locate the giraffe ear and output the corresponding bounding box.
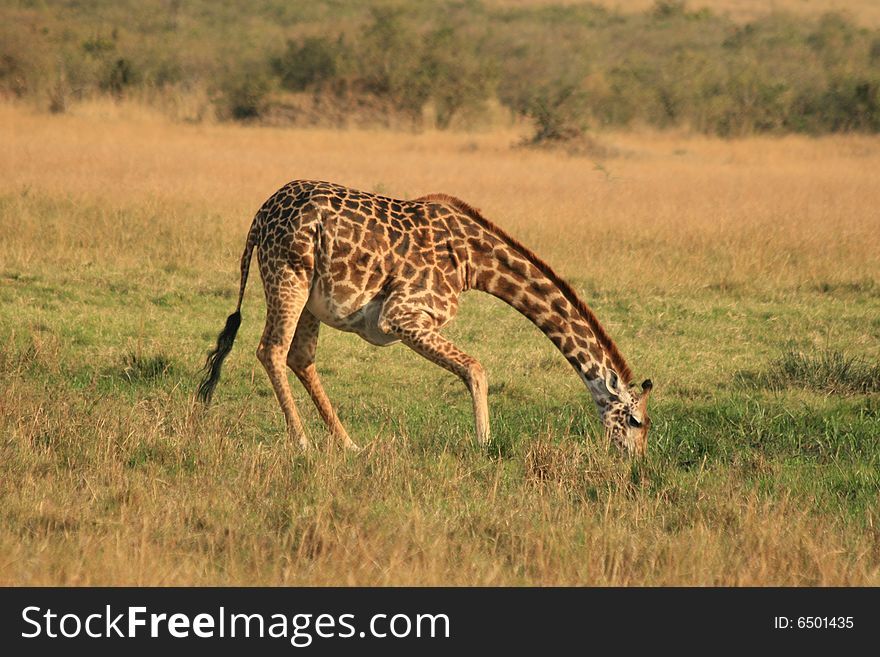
[637,379,652,412]
[604,370,620,397]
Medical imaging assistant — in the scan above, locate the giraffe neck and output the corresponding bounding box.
[467,233,630,415]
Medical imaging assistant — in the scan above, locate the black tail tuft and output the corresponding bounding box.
[197,310,242,404]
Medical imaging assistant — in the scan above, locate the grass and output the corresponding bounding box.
[571,0,880,26]
[745,350,880,395]
[0,102,878,585]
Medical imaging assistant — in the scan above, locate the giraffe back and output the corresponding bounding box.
[253,180,474,342]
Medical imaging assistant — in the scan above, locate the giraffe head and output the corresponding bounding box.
[600,374,653,457]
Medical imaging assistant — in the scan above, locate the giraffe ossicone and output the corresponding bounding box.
[198,180,652,456]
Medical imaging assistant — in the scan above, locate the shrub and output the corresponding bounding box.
[804,78,880,132]
[215,65,271,120]
[0,21,49,98]
[272,36,341,92]
[418,26,493,128]
[0,50,29,97]
[4,1,880,136]
[523,83,590,142]
[493,23,592,141]
[355,6,431,119]
[100,57,139,96]
[650,0,688,20]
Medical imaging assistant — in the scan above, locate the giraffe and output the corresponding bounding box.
[198,180,652,455]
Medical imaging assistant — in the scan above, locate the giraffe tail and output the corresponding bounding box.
[197,217,259,404]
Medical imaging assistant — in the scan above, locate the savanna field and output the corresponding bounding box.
[1,0,880,586]
[2,101,878,585]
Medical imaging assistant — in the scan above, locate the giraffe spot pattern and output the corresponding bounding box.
[215,180,646,454]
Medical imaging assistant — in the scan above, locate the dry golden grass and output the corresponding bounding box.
[488,0,880,26]
[1,436,873,586]
[4,101,878,291]
[1,101,878,585]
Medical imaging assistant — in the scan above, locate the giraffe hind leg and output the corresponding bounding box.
[287,310,359,451]
[256,267,312,450]
[378,306,490,446]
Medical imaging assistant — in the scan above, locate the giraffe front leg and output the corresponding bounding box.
[470,363,490,445]
[378,306,490,446]
[256,267,312,451]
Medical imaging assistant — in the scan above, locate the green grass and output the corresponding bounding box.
[1,194,878,584]
[747,349,880,395]
[3,77,880,590]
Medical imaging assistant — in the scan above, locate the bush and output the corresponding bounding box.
[215,65,271,120]
[0,48,31,97]
[0,21,49,98]
[272,36,341,92]
[100,57,139,96]
[417,26,493,128]
[650,0,688,20]
[496,33,591,142]
[346,9,493,126]
[522,83,590,143]
[803,78,880,132]
[355,6,431,119]
[3,1,880,135]
[707,60,791,136]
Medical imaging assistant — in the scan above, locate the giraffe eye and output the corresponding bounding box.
[627,415,642,429]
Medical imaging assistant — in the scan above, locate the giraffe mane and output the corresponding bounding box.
[415,193,634,385]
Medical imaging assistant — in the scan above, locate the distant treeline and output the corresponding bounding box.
[2,0,880,138]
